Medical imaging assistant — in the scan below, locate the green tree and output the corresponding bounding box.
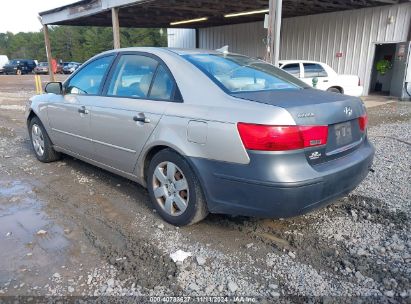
[0,26,167,62]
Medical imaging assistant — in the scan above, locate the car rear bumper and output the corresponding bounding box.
[188,137,374,218]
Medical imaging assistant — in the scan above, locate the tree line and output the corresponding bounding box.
[0,26,167,63]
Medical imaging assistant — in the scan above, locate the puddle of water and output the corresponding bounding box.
[0,179,70,285]
[0,180,32,199]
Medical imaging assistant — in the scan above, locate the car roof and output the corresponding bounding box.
[279,60,325,65]
[99,47,230,57]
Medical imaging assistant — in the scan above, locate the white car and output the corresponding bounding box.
[279,60,363,97]
[0,55,9,74]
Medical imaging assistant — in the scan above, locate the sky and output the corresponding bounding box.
[0,0,76,33]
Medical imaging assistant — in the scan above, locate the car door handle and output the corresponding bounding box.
[323,80,329,82]
[133,115,150,123]
[78,106,89,114]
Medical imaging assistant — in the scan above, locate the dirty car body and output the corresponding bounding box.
[26,48,374,225]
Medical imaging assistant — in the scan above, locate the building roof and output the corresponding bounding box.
[39,0,402,28]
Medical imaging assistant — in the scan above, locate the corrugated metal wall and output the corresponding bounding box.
[168,3,411,95]
[167,28,196,48]
[280,3,411,94]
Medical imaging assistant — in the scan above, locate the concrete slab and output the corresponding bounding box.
[361,95,399,108]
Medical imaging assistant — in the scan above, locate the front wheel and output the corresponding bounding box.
[29,117,60,162]
[16,69,22,76]
[147,149,208,226]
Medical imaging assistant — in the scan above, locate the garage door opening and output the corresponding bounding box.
[369,43,397,96]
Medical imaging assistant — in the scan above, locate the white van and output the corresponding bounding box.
[0,55,9,74]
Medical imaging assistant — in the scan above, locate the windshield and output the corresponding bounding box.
[183,53,308,93]
[9,60,20,65]
[39,62,48,66]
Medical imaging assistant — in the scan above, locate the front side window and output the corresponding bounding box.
[107,55,158,98]
[303,63,328,78]
[183,54,308,93]
[282,63,300,77]
[66,55,113,95]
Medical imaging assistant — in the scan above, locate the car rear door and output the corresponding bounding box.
[47,55,114,159]
[301,63,329,89]
[88,53,178,173]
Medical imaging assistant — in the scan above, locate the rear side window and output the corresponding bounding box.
[66,55,114,95]
[303,63,327,77]
[149,65,174,100]
[282,63,300,77]
[107,54,158,98]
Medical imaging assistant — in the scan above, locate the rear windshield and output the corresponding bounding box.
[183,53,309,93]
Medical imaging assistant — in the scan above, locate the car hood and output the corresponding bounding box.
[232,88,365,125]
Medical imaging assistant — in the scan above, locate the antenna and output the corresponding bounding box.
[216,45,229,54]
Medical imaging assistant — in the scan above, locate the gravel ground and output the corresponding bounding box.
[0,75,410,302]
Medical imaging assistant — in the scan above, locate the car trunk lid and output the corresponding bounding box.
[232,89,367,164]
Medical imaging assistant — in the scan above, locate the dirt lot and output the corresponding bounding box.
[0,75,410,302]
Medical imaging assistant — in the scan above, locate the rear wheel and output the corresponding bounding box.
[147,149,208,226]
[327,87,342,94]
[29,117,60,162]
[16,69,22,76]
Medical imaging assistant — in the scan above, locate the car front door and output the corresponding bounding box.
[47,55,114,159]
[301,63,329,89]
[281,63,301,79]
[88,53,179,173]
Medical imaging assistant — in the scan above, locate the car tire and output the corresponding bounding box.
[147,149,208,226]
[16,69,22,76]
[327,87,342,93]
[29,117,61,163]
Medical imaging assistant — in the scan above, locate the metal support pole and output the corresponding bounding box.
[195,28,200,49]
[268,0,282,67]
[112,7,121,49]
[42,24,55,82]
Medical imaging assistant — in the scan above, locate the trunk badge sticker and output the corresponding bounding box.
[344,106,353,116]
[297,112,315,118]
[309,151,322,160]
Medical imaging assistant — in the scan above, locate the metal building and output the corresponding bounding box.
[168,2,411,97]
[39,0,411,98]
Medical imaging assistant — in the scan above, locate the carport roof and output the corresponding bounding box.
[39,0,403,28]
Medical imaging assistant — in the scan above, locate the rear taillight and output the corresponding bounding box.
[358,113,368,132]
[237,123,328,151]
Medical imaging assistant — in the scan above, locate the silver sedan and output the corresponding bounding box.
[26,48,374,225]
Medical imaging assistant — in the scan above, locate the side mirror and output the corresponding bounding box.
[45,82,63,94]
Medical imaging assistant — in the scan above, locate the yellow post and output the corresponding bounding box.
[34,75,42,94]
[35,74,38,94]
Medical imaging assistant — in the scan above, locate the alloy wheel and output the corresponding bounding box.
[152,161,189,216]
[31,124,45,157]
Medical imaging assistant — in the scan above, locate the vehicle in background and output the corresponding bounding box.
[62,62,81,74]
[26,48,374,226]
[279,60,363,97]
[56,62,63,74]
[3,59,37,75]
[0,55,9,74]
[34,62,49,74]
